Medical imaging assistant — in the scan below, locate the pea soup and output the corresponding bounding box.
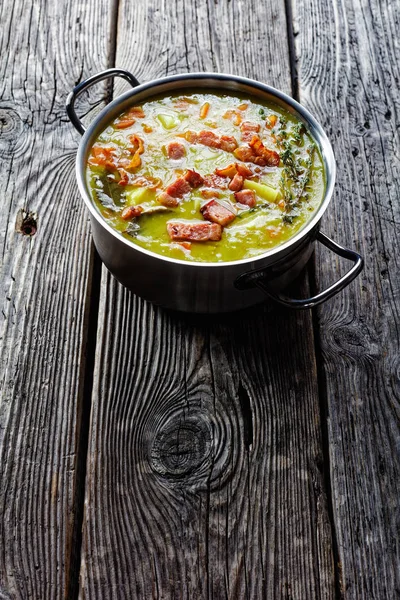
[86,92,325,262]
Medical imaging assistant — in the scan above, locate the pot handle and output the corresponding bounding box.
[253,231,364,309]
[66,68,140,135]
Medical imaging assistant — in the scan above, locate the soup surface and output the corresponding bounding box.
[87,91,325,262]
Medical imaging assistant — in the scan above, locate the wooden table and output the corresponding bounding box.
[1,0,399,597]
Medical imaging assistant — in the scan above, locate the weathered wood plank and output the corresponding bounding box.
[294,0,400,596]
[0,0,114,597]
[80,0,336,598]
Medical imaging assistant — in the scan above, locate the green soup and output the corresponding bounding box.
[86,92,325,262]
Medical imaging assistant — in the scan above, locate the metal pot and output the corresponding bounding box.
[66,68,363,313]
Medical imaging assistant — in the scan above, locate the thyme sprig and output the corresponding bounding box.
[276,120,315,224]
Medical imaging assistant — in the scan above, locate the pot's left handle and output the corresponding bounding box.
[66,68,140,135]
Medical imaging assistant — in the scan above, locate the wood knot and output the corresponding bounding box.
[150,415,212,480]
[0,105,28,158]
[15,209,37,236]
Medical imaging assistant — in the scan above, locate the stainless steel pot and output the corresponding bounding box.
[66,68,363,313]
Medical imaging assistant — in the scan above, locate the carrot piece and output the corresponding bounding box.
[200,102,210,119]
[121,205,143,220]
[142,123,153,133]
[238,103,248,111]
[215,163,237,178]
[266,114,278,129]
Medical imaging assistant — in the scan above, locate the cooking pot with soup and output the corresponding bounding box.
[66,69,363,313]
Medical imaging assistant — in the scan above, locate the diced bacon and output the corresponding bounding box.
[220,135,238,152]
[228,173,244,192]
[158,192,179,208]
[184,169,204,188]
[240,121,261,142]
[202,174,229,189]
[215,163,237,178]
[165,177,191,197]
[179,130,198,143]
[117,168,129,186]
[88,146,117,170]
[201,189,220,199]
[167,221,222,242]
[121,205,143,220]
[201,200,236,226]
[167,141,186,159]
[131,175,161,189]
[234,189,256,207]
[249,135,280,167]
[223,109,242,126]
[198,130,220,148]
[234,143,278,167]
[115,118,136,129]
[234,145,257,163]
[236,162,253,178]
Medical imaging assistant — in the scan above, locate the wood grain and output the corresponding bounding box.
[80,0,336,597]
[294,0,400,596]
[0,0,114,597]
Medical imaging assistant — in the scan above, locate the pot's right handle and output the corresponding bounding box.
[254,231,364,309]
[66,68,140,135]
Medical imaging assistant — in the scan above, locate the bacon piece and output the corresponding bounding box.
[220,135,238,152]
[198,130,221,148]
[165,177,191,198]
[234,145,272,167]
[167,221,222,242]
[249,135,280,167]
[236,162,253,178]
[131,175,161,189]
[201,189,220,199]
[117,168,129,186]
[121,205,143,220]
[215,163,237,178]
[234,145,257,163]
[184,169,204,188]
[203,174,229,189]
[179,130,198,143]
[223,109,242,126]
[88,146,117,170]
[240,121,261,142]
[228,173,244,192]
[115,118,136,129]
[201,200,236,226]
[234,189,256,207]
[158,192,179,208]
[167,141,186,159]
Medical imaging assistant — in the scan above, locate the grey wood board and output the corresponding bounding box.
[0,0,114,597]
[294,0,400,596]
[80,0,336,598]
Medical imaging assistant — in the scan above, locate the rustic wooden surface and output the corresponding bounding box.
[79,1,336,598]
[295,0,400,597]
[0,0,113,598]
[0,0,398,598]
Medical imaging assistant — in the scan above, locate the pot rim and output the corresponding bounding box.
[76,71,336,269]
